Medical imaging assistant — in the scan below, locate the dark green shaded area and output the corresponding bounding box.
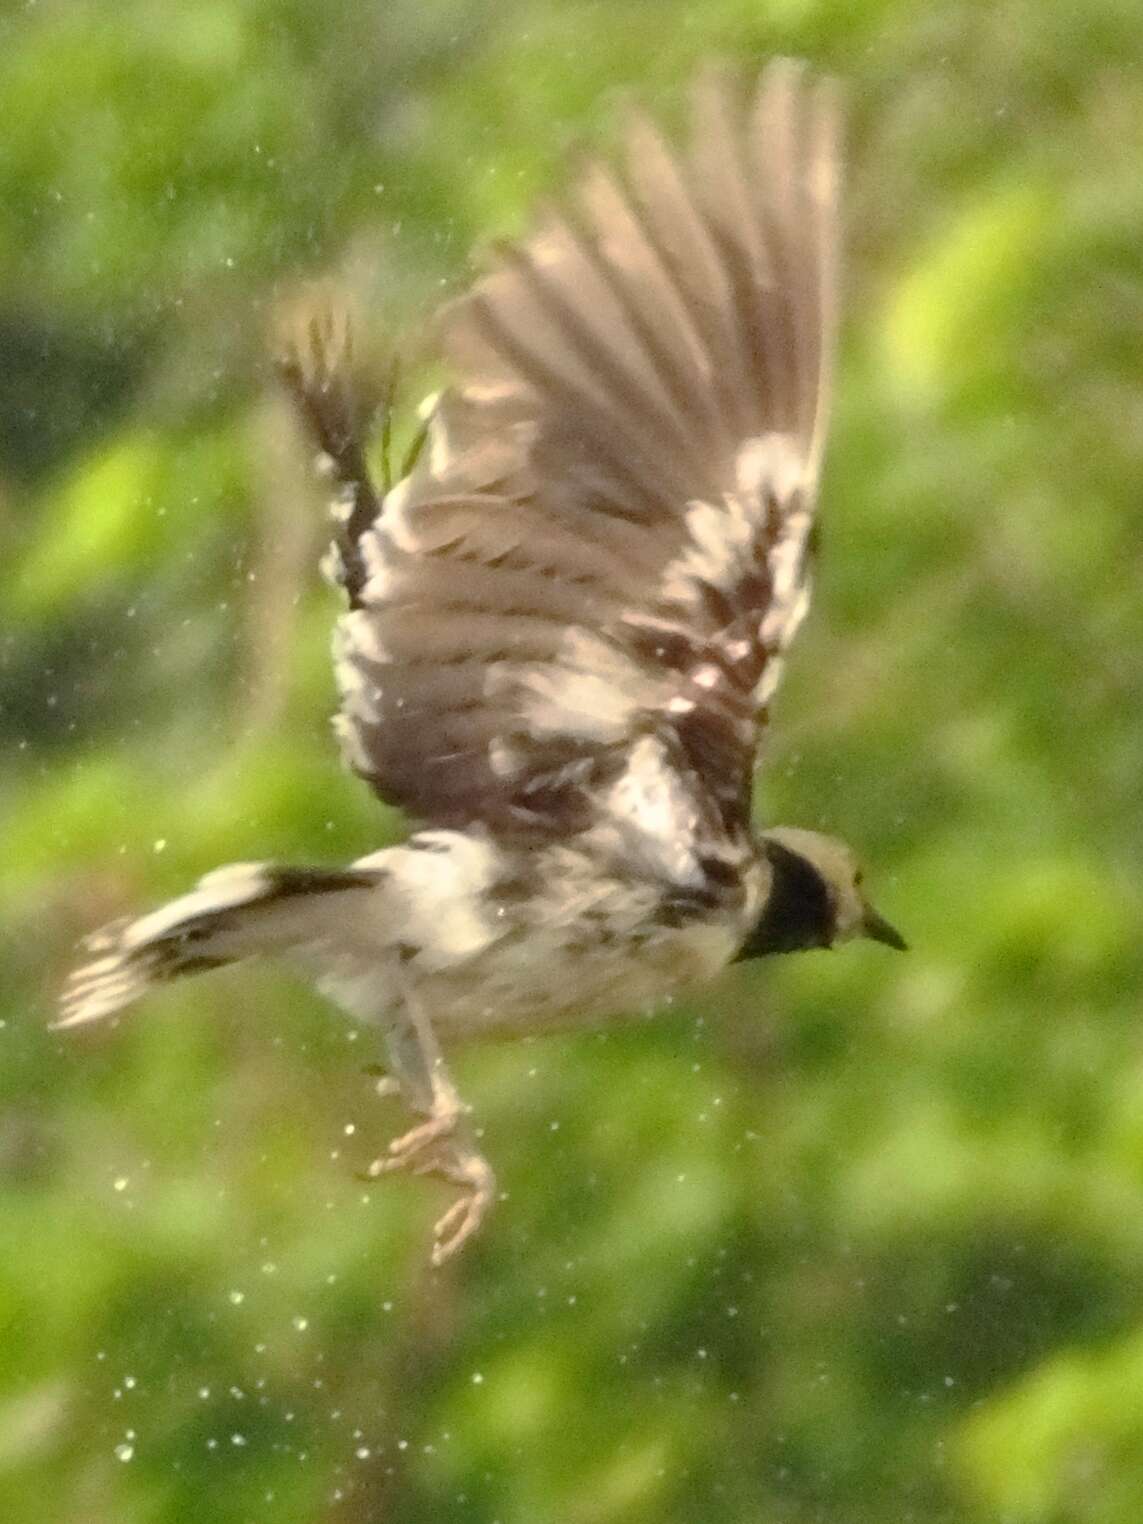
[3,1,1143,1519]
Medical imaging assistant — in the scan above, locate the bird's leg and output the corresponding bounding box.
[365,988,496,1266]
[376,1009,466,1165]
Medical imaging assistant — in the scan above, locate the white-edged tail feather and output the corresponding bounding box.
[56,862,379,1030]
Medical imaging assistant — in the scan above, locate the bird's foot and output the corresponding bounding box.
[365,1100,496,1265]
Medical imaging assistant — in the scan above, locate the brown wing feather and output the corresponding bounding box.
[274,291,384,605]
[327,61,840,842]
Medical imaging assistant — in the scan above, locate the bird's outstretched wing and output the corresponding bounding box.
[322,61,840,847]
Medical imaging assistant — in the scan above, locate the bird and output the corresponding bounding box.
[57,59,905,1267]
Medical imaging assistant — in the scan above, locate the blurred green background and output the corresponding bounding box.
[3,1,1142,1520]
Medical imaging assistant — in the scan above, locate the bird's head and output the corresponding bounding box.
[736,826,906,960]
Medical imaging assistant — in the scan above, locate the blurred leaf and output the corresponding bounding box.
[882,178,1058,406]
[11,435,166,617]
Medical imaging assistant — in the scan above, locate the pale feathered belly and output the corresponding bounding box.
[423,919,742,1040]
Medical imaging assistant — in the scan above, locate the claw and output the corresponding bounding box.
[429,1150,496,1266]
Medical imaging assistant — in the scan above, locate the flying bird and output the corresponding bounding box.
[58,60,905,1266]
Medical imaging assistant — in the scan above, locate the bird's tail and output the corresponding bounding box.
[56,862,378,1030]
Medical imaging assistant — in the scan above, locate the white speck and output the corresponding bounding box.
[355,1446,370,1460]
[123,1375,136,1390]
[292,1316,309,1332]
[471,1372,484,1385]
[228,1290,245,1306]
[343,1123,356,1136]
[113,1178,129,1193]
[231,1434,246,1447]
[198,1387,211,1400]
[114,1443,134,1462]
[153,839,167,854]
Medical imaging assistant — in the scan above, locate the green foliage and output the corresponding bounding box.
[3,1,1142,1519]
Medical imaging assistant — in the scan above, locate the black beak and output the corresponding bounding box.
[862,905,908,951]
